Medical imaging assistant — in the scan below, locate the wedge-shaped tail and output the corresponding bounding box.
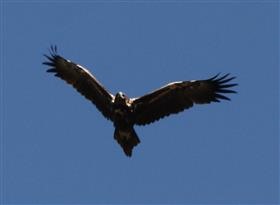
[114,127,140,157]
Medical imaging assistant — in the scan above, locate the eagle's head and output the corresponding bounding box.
[115,92,129,104]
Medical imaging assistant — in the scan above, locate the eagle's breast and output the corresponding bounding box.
[113,92,133,128]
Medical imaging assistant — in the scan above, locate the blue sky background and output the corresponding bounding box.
[1,1,279,204]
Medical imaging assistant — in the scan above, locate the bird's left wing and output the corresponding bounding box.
[43,46,115,121]
[131,74,237,125]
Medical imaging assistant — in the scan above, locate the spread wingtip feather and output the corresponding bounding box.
[208,73,237,102]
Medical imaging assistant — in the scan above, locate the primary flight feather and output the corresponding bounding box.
[43,46,237,157]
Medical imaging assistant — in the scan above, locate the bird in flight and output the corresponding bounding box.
[43,46,237,157]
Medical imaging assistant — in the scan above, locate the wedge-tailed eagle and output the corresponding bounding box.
[43,46,237,157]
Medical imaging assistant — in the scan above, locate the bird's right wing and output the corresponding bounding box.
[131,74,237,125]
[43,46,115,121]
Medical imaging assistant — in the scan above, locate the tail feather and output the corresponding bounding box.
[114,127,140,157]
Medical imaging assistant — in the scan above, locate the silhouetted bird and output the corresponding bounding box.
[43,46,237,157]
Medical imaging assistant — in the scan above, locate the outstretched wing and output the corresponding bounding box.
[43,46,115,121]
[131,74,237,125]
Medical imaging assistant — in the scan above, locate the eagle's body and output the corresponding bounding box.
[112,92,140,156]
[43,46,237,157]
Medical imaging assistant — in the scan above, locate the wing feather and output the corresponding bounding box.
[131,74,237,125]
[43,46,114,121]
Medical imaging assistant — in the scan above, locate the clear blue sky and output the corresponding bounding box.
[1,1,278,204]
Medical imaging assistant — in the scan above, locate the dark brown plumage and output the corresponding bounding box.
[43,46,237,157]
